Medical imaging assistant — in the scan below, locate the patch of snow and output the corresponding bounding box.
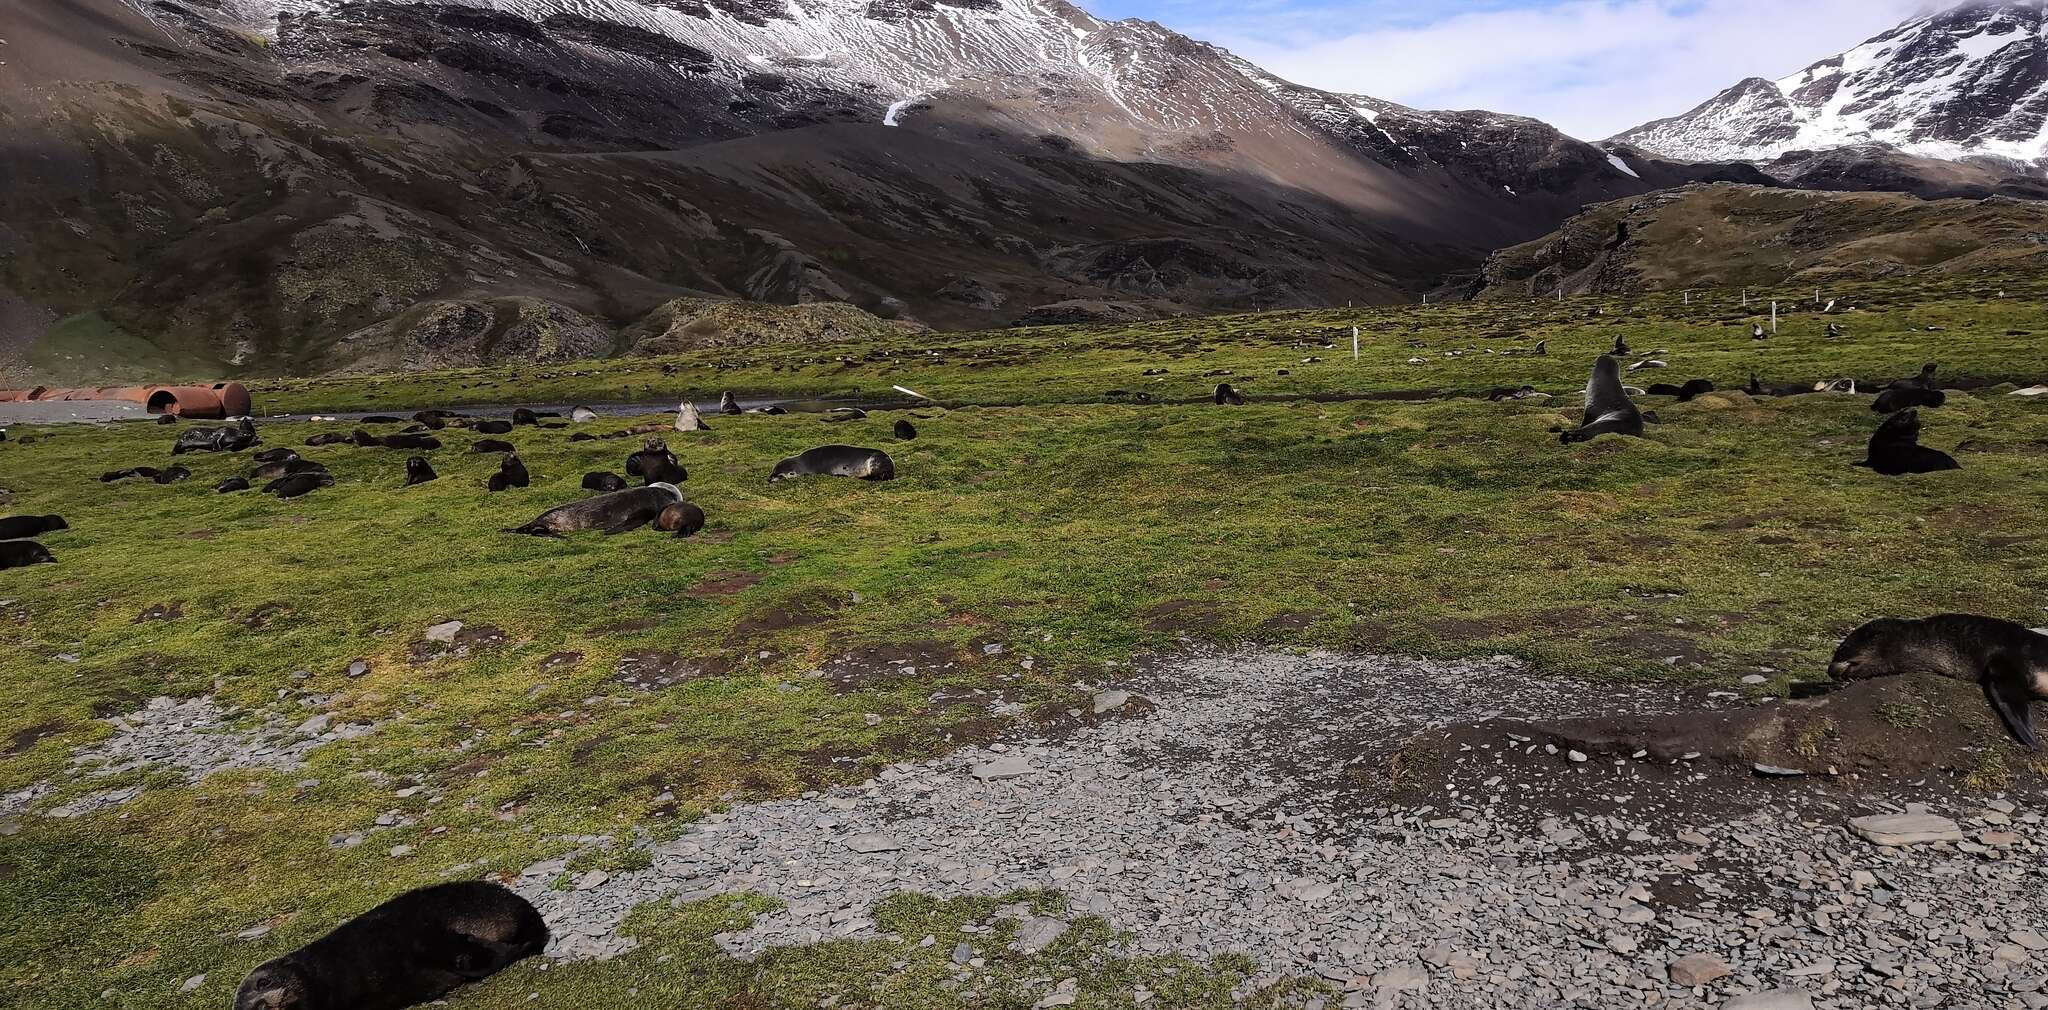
[1605,152,1639,179]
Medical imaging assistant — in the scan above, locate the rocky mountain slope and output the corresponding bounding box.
[1474,183,2048,298]
[0,0,1687,380]
[1612,2,2048,180]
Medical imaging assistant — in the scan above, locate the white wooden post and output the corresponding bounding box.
[1352,326,1360,362]
[1742,289,1748,307]
[1771,301,1778,334]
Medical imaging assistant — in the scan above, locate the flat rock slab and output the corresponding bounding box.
[1848,813,1962,846]
[972,755,1036,781]
[1722,989,1814,1010]
[1669,952,1730,986]
[845,832,902,854]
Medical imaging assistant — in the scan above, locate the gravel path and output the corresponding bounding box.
[512,648,2047,1007]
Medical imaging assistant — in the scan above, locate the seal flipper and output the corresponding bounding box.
[502,524,565,538]
[1984,657,2041,750]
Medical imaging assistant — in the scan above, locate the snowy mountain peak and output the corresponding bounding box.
[1611,0,2048,166]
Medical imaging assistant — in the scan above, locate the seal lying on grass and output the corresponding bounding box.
[173,418,258,455]
[769,445,895,481]
[0,515,67,539]
[0,540,54,569]
[505,483,684,536]
[1831,614,2048,750]
[582,471,628,493]
[233,881,546,1010]
[656,501,705,537]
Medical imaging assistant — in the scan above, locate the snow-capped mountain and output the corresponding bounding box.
[1612,1,2048,167]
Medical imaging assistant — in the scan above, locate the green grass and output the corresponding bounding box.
[4,278,2048,1006]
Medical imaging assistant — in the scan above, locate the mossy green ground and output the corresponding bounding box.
[4,280,2048,1008]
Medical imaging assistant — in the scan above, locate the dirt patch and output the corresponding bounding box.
[729,589,846,637]
[1255,610,1318,635]
[1985,534,2045,549]
[613,651,730,691]
[1603,627,1715,670]
[132,603,183,624]
[1422,617,1496,642]
[817,641,967,694]
[1700,511,1789,532]
[687,571,763,596]
[407,626,509,664]
[5,720,64,757]
[1142,599,1227,634]
[540,651,583,673]
[235,602,293,629]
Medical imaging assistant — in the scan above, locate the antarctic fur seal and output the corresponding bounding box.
[1559,355,1643,444]
[1676,378,1715,402]
[253,448,299,464]
[719,391,742,415]
[404,457,438,486]
[101,468,159,483]
[305,433,354,447]
[1873,386,1946,413]
[360,415,403,425]
[265,472,333,498]
[0,515,67,540]
[0,540,55,569]
[470,439,515,454]
[232,881,546,1010]
[472,420,514,435]
[512,408,541,426]
[1214,383,1246,406]
[152,466,192,484]
[674,402,710,432]
[571,406,598,423]
[487,454,529,492]
[254,459,329,482]
[656,501,705,537]
[770,445,896,482]
[1854,409,1958,475]
[624,439,686,485]
[893,419,918,440]
[173,418,258,455]
[581,472,628,493]
[504,483,684,536]
[1831,614,2048,750]
[216,477,251,494]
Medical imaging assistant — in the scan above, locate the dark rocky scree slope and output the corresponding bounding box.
[1,0,1770,379]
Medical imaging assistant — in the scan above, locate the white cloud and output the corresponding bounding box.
[1200,0,1937,139]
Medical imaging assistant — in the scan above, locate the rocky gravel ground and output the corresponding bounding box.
[0,693,375,819]
[514,648,2048,1008]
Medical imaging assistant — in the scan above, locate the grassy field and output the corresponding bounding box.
[4,279,2048,1007]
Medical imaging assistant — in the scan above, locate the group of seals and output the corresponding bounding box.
[1832,614,2046,750]
[234,881,546,1010]
[1559,355,1643,444]
[0,514,65,569]
[1872,362,1945,413]
[1854,409,1957,475]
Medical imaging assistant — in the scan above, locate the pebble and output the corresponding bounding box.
[1669,952,1730,986]
[1722,989,1814,1010]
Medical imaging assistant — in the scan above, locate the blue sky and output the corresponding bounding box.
[1076,0,1934,139]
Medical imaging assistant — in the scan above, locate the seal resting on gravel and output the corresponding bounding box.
[404,457,437,486]
[0,515,67,540]
[232,881,546,1010]
[1854,409,1957,476]
[1830,614,2048,750]
[173,418,258,455]
[655,501,705,537]
[504,483,684,536]
[581,472,628,493]
[770,445,895,482]
[486,453,529,492]
[624,438,686,485]
[0,540,55,569]
[1559,355,1642,444]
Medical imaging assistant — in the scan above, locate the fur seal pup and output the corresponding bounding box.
[1645,383,1682,397]
[1751,323,1767,340]
[266,472,333,498]
[0,540,55,569]
[571,406,597,423]
[1676,378,1715,402]
[173,418,259,455]
[1612,335,1629,355]
[893,419,918,440]
[1830,614,2048,750]
[770,445,896,482]
[472,419,514,435]
[156,414,178,425]
[656,501,705,537]
[216,477,251,494]
[404,457,437,486]
[360,415,403,425]
[674,402,710,432]
[152,465,192,484]
[255,459,329,482]
[356,430,442,451]
[719,391,743,415]
[823,408,867,423]
[0,515,67,540]
[305,433,353,447]
[1825,322,1844,338]
[253,448,300,465]
[1559,355,1643,444]
[582,471,628,493]
[512,408,540,426]
[101,467,159,482]
[1873,363,1944,413]
[470,439,515,454]
[624,439,686,485]
[233,881,546,1010]
[487,454,529,492]
[412,412,447,431]
[1854,409,1958,475]
[754,405,787,415]
[504,483,684,536]
[1214,383,1246,406]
